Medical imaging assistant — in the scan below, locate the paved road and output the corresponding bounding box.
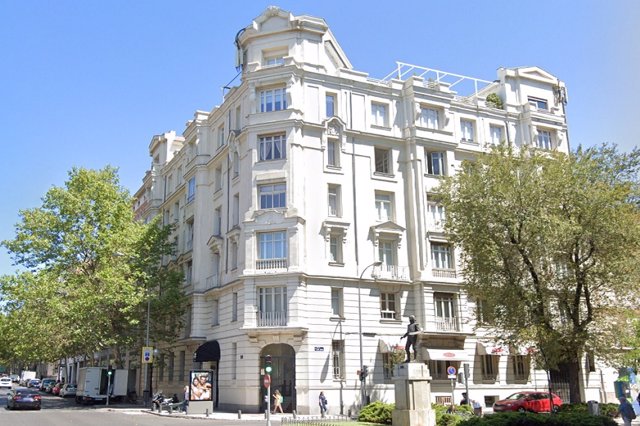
[0,387,285,425]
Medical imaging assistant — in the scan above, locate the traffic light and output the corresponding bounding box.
[107,366,114,377]
[265,355,272,374]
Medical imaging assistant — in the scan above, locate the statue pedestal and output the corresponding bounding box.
[392,362,435,426]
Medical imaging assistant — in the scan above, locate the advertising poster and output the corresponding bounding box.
[189,370,213,401]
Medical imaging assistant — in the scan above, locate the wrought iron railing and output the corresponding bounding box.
[435,316,460,332]
[257,311,288,327]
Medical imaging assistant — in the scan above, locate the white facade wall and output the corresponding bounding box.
[131,6,619,416]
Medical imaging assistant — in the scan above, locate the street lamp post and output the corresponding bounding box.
[358,260,382,411]
[144,296,151,406]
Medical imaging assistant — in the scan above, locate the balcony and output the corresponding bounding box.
[205,275,219,290]
[257,310,288,327]
[256,258,288,271]
[432,268,457,279]
[377,264,409,281]
[435,316,460,332]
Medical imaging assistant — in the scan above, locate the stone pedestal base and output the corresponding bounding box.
[392,362,435,426]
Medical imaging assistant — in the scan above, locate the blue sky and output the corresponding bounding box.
[1,0,638,276]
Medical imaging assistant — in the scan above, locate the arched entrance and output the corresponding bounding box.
[194,340,220,407]
[260,344,296,413]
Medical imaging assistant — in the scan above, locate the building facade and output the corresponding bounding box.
[131,6,615,415]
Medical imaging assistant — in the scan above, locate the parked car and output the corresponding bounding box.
[10,374,20,383]
[26,379,41,389]
[39,378,56,392]
[59,384,76,398]
[51,383,61,396]
[45,382,56,393]
[0,377,12,389]
[6,387,41,410]
[493,391,563,413]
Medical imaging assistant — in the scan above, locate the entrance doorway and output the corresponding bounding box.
[260,344,295,413]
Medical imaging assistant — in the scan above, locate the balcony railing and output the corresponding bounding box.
[432,268,457,278]
[257,310,288,327]
[256,258,288,270]
[205,275,219,290]
[377,265,409,281]
[435,316,460,332]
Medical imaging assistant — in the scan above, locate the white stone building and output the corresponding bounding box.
[132,6,616,415]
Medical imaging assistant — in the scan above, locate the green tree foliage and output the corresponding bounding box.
[437,144,640,403]
[0,167,187,367]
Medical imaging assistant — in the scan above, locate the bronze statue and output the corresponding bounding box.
[401,315,420,362]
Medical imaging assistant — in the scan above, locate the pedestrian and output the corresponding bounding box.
[472,399,483,416]
[460,392,469,405]
[618,396,637,426]
[319,391,328,417]
[272,389,284,414]
[181,385,189,412]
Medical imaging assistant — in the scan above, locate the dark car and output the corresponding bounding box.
[26,379,41,389]
[6,387,41,410]
[39,378,56,392]
[493,391,562,413]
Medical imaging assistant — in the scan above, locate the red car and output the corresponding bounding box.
[493,391,562,413]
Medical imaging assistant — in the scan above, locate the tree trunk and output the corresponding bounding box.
[554,358,583,404]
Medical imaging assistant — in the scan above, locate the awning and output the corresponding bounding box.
[476,341,509,356]
[194,340,221,362]
[424,348,471,362]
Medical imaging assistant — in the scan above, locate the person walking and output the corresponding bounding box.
[319,391,328,417]
[272,389,284,414]
[618,396,637,426]
[181,385,189,413]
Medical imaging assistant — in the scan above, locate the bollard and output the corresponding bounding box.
[205,408,209,417]
[292,410,297,419]
[238,409,242,419]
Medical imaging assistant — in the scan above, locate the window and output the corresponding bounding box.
[259,183,286,209]
[235,106,241,130]
[380,292,397,319]
[168,352,175,382]
[329,234,343,263]
[218,124,225,148]
[512,355,528,380]
[426,151,445,176]
[177,166,183,184]
[475,298,495,325]
[427,202,445,228]
[434,293,458,332]
[536,129,552,150]
[460,120,475,142]
[232,194,239,226]
[326,93,336,117]
[331,288,343,317]
[187,177,196,203]
[232,342,237,380]
[258,286,287,326]
[259,134,286,161]
[185,261,193,285]
[258,231,287,261]
[185,220,194,251]
[489,125,503,145]
[327,139,340,167]
[173,201,180,223]
[431,243,453,269]
[264,53,285,66]
[481,355,498,380]
[260,87,287,112]
[420,107,439,129]
[179,351,185,382]
[212,299,219,326]
[332,340,345,379]
[214,207,222,235]
[585,352,596,373]
[232,292,238,322]
[230,240,238,270]
[371,102,388,127]
[375,192,393,221]
[233,152,239,177]
[215,166,223,191]
[328,184,341,217]
[528,96,548,110]
[378,240,397,268]
[374,147,391,174]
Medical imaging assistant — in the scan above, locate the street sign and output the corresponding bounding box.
[263,374,271,388]
[447,366,457,376]
[142,346,154,364]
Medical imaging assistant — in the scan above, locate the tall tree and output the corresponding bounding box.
[1,166,186,367]
[437,144,640,403]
